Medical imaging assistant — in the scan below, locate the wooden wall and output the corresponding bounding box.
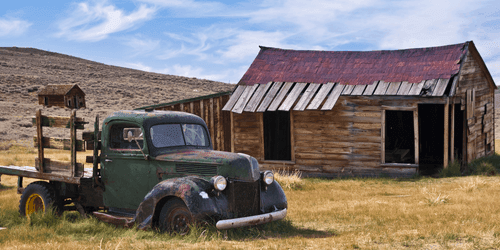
[455,49,496,162]
[38,95,65,107]
[233,97,420,178]
[154,94,231,152]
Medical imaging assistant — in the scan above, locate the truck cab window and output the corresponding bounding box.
[109,124,144,150]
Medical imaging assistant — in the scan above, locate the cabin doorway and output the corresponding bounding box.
[418,104,444,175]
[263,111,291,161]
[384,110,415,164]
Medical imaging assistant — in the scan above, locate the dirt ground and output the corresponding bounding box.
[0,47,234,145]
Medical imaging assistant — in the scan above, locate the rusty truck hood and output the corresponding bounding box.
[154,149,261,181]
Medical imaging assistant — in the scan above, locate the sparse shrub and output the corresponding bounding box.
[458,176,486,192]
[439,160,461,177]
[0,141,13,151]
[274,169,303,190]
[473,162,497,176]
[422,187,449,205]
[465,154,500,176]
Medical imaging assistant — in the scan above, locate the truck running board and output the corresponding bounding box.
[93,211,135,228]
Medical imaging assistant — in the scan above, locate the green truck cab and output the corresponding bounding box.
[0,109,287,233]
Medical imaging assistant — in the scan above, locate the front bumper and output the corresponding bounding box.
[215,208,287,230]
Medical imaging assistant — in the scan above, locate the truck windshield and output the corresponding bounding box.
[150,124,209,148]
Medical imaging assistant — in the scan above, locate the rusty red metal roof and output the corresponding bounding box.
[238,42,468,86]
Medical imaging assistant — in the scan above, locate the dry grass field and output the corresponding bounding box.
[1,143,500,249]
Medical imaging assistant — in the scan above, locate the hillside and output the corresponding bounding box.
[0,47,234,144]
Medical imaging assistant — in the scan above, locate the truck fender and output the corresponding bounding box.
[135,177,227,230]
[261,181,288,213]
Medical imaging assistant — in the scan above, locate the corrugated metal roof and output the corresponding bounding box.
[238,43,467,86]
[223,42,472,113]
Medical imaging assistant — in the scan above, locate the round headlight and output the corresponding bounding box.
[263,171,274,185]
[212,175,227,191]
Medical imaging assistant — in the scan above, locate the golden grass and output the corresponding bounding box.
[2,146,500,249]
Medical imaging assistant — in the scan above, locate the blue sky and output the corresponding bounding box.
[1,0,500,84]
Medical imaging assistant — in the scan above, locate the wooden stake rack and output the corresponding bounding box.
[33,109,87,177]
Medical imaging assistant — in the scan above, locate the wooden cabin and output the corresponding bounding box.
[38,84,86,109]
[136,91,232,152]
[222,41,496,177]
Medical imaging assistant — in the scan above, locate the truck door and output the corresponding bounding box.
[101,121,151,210]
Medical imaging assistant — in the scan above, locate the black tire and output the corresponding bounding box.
[158,198,193,235]
[19,181,61,216]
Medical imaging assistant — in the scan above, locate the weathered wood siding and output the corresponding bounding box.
[455,49,495,162]
[154,94,231,152]
[232,112,262,158]
[233,96,419,177]
[38,95,65,107]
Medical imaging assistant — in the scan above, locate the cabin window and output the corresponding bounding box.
[384,110,415,164]
[44,97,48,106]
[263,111,291,161]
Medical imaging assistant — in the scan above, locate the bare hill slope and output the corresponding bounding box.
[0,47,234,144]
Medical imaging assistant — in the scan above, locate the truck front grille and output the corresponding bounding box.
[175,164,217,176]
[224,180,260,218]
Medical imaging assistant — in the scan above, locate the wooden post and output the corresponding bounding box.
[70,110,77,177]
[259,113,264,161]
[450,103,455,162]
[230,112,234,153]
[210,98,215,147]
[200,100,204,121]
[290,110,295,162]
[381,110,386,163]
[36,109,44,173]
[190,102,194,114]
[414,108,419,165]
[216,97,222,151]
[443,100,449,168]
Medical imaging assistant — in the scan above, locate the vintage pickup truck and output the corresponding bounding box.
[0,109,287,233]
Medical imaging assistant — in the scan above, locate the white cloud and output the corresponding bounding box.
[124,62,152,72]
[124,36,160,56]
[0,18,31,36]
[138,0,225,16]
[58,1,156,41]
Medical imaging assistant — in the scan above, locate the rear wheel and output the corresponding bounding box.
[19,181,61,216]
[158,198,193,235]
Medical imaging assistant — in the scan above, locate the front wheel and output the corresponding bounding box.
[158,198,193,235]
[19,181,61,216]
